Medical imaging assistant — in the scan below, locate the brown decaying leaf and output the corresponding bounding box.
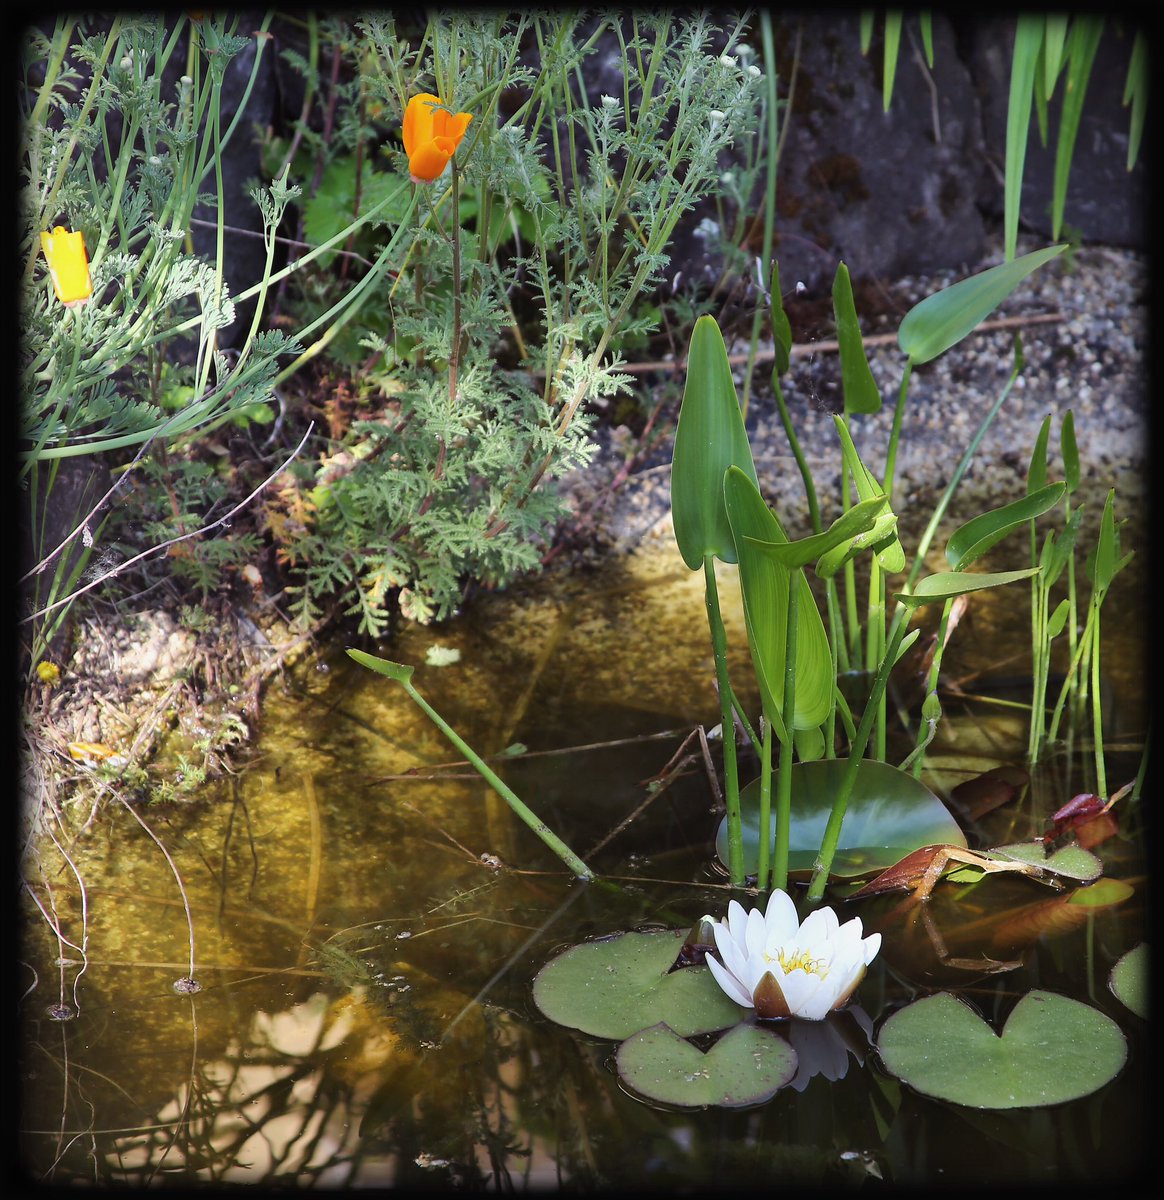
[849,843,1041,901]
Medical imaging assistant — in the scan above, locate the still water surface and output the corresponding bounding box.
[19,542,1147,1188]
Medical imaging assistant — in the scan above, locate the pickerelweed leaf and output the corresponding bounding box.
[724,467,833,732]
[1028,413,1053,494]
[896,567,1040,608]
[833,262,881,414]
[716,758,966,879]
[831,418,905,572]
[346,647,414,684]
[742,494,887,570]
[671,316,759,569]
[616,1021,799,1109]
[1109,943,1148,1019]
[876,990,1126,1109]
[770,259,793,377]
[945,483,1065,570]
[531,930,741,1041]
[897,244,1066,364]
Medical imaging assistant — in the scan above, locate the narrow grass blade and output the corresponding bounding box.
[1005,15,1046,261]
[1052,17,1103,240]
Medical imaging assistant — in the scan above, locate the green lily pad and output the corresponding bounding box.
[877,990,1126,1109]
[532,929,741,1041]
[988,841,1103,882]
[616,1021,799,1108]
[1109,943,1148,1019]
[716,758,967,879]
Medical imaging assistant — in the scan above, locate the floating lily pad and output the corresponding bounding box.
[616,1021,798,1108]
[716,758,966,879]
[532,929,741,1041]
[988,840,1103,882]
[1109,943,1148,1019]
[876,990,1126,1109]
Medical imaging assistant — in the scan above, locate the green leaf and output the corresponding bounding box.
[833,263,881,414]
[723,467,833,732]
[1042,14,1069,95]
[832,419,905,572]
[859,10,874,54]
[1047,597,1071,638]
[919,12,934,68]
[1088,488,1132,600]
[1109,943,1148,1019]
[876,990,1126,1108]
[743,494,888,570]
[346,647,414,684]
[1052,17,1103,241]
[882,11,903,111]
[616,1022,798,1108]
[1004,16,1046,261]
[1027,413,1052,493]
[816,511,900,579]
[896,567,1040,608]
[1060,409,1080,493]
[531,930,741,1041]
[1122,31,1147,170]
[671,316,759,569]
[769,259,793,377]
[716,758,966,879]
[989,841,1103,881]
[898,244,1067,364]
[945,483,1065,570]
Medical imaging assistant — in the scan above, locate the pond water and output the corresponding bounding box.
[19,536,1148,1189]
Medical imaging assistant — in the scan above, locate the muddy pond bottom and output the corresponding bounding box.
[19,541,1148,1188]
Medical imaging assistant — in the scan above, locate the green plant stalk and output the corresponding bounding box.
[908,357,1023,586]
[807,602,909,900]
[704,554,744,885]
[1047,596,1098,744]
[741,11,780,421]
[1089,603,1107,798]
[910,595,955,777]
[400,673,594,881]
[772,574,799,892]
[1027,518,1044,761]
[755,715,773,892]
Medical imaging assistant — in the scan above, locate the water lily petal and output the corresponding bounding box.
[705,947,754,1008]
[764,888,800,942]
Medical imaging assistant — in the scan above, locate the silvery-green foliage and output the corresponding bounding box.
[278,11,762,630]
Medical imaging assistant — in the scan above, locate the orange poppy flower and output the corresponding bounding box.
[402,93,473,183]
[40,226,92,307]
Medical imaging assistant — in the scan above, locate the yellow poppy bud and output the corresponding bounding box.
[40,227,93,307]
[402,93,473,183]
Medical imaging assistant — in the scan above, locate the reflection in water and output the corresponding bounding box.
[18,544,1147,1187]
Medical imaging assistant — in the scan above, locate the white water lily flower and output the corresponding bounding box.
[702,890,881,1021]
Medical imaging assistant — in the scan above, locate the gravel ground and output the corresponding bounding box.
[561,236,1148,566]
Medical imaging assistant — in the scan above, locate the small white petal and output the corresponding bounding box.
[764,889,801,942]
[705,950,753,1008]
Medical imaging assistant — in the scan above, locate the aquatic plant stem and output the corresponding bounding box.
[772,575,799,893]
[1089,606,1107,798]
[756,717,773,892]
[807,603,909,901]
[704,555,745,885]
[346,650,594,880]
[407,677,593,880]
